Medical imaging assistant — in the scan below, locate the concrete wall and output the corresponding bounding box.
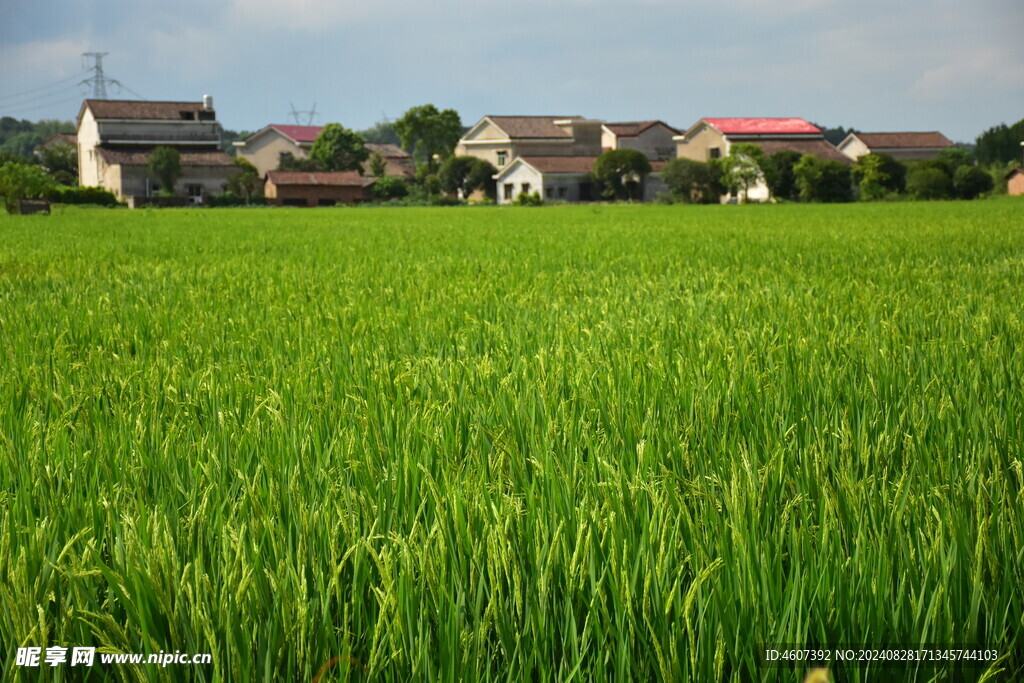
[77,108,102,187]
[675,124,727,162]
[458,141,575,169]
[237,131,307,177]
[608,125,678,161]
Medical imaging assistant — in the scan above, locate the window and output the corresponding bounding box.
[521,183,531,195]
[558,187,567,199]
[708,147,721,160]
[545,186,554,197]
[497,151,507,166]
[186,184,203,204]
[504,183,514,200]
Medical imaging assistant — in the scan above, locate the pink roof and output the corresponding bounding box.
[271,124,324,143]
[703,118,820,135]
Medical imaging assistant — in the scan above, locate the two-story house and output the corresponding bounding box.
[233,124,414,179]
[837,132,954,162]
[76,96,235,203]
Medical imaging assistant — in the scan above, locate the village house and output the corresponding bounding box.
[492,156,669,205]
[77,97,235,202]
[263,170,376,206]
[39,132,77,151]
[674,117,850,202]
[233,124,414,179]
[601,121,679,160]
[456,116,606,170]
[837,131,954,162]
[76,97,235,203]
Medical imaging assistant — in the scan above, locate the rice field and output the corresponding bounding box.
[1,201,1022,681]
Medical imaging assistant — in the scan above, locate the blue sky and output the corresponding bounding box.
[1,0,1021,142]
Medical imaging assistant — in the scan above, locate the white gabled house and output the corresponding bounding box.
[493,156,598,204]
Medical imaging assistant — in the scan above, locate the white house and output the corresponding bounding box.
[456,116,604,171]
[76,97,235,203]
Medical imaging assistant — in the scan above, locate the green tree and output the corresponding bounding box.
[974,118,1024,165]
[793,155,853,203]
[226,157,263,203]
[905,164,953,200]
[309,123,369,172]
[39,142,78,186]
[661,158,722,203]
[952,165,994,200]
[852,153,905,201]
[147,147,181,195]
[937,147,971,175]
[0,161,55,213]
[592,149,651,201]
[438,156,497,199]
[359,121,402,145]
[367,152,388,177]
[761,150,803,202]
[394,105,463,173]
[721,143,764,203]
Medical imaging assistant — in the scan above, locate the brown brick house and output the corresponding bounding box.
[264,171,376,206]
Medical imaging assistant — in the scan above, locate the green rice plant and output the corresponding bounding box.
[0,201,1021,681]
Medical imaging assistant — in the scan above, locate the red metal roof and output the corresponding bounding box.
[271,125,324,143]
[703,118,820,135]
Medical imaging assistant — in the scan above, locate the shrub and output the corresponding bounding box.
[906,165,953,200]
[952,165,994,200]
[46,185,120,206]
[514,190,543,206]
[661,158,722,204]
[372,176,409,201]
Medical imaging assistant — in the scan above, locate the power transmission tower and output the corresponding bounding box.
[81,52,121,99]
[288,102,319,125]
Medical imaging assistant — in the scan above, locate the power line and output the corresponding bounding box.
[0,70,90,103]
[1,93,86,117]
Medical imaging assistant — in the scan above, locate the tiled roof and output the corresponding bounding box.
[853,132,953,149]
[704,118,821,136]
[517,156,597,173]
[266,171,376,187]
[488,116,583,139]
[604,121,680,137]
[365,143,410,159]
[96,147,235,166]
[271,125,323,144]
[83,99,213,121]
[40,133,77,149]
[752,139,852,164]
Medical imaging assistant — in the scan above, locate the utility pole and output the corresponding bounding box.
[81,52,116,99]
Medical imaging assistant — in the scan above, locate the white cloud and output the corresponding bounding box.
[911,47,1024,101]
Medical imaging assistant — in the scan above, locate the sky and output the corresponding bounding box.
[1,0,1022,143]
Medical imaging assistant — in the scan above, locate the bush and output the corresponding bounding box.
[372,176,409,201]
[852,153,906,200]
[906,165,953,200]
[46,185,120,206]
[952,165,994,200]
[661,158,722,204]
[762,150,802,202]
[514,190,543,206]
